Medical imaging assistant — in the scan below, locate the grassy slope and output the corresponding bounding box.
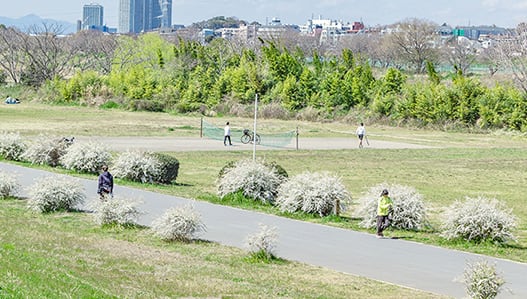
[0,200,446,299]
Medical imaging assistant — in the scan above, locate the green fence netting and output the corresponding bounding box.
[202,120,296,148]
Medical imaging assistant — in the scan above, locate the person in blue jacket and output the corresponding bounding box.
[97,165,114,200]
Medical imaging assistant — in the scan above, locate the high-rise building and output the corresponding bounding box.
[160,0,172,29]
[119,0,172,33]
[82,4,104,30]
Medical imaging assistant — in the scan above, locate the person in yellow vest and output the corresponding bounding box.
[377,189,393,238]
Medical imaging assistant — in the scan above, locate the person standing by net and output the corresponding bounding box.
[355,122,366,148]
[224,121,232,146]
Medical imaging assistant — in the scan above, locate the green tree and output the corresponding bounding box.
[426,61,440,85]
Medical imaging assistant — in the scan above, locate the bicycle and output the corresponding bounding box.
[60,136,75,145]
[241,129,261,144]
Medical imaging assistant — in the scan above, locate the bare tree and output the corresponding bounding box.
[387,18,440,73]
[442,36,477,75]
[496,23,527,92]
[69,30,118,74]
[0,26,27,83]
[110,35,142,71]
[204,38,245,75]
[18,23,81,86]
[478,46,500,77]
[337,34,375,62]
[369,34,405,69]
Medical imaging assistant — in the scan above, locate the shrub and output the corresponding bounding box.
[60,141,112,174]
[219,160,287,179]
[462,260,505,299]
[355,183,430,230]
[217,159,283,204]
[112,151,160,183]
[151,153,179,184]
[100,100,120,109]
[440,197,517,243]
[264,161,288,179]
[295,106,321,122]
[218,160,236,179]
[276,171,350,217]
[0,131,27,161]
[27,176,86,212]
[245,223,279,261]
[21,135,72,167]
[151,205,206,241]
[260,102,291,120]
[91,196,143,226]
[0,171,20,199]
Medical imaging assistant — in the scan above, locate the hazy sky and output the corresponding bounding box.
[2,0,526,28]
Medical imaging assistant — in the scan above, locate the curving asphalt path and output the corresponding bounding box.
[2,161,526,298]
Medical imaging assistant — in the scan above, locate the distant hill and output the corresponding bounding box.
[0,14,76,34]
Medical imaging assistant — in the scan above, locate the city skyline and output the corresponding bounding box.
[2,0,527,29]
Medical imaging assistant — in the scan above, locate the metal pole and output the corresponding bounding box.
[252,94,258,161]
[200,117,203,138]
[296,126,299,150]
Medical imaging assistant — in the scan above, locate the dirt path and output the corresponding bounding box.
[76,136,435,152]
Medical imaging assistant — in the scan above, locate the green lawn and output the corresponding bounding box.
[0,199,447,299]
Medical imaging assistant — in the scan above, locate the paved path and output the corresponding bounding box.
[2,161,526,298]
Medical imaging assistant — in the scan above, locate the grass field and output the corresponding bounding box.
[1,102,526,296]
[0,199,446,298]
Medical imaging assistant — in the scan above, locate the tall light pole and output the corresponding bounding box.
[252,94,258,161]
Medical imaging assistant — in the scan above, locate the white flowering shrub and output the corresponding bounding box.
[0,171,21,199]
[112,151,160,183]
[151,205,206,241]
[219,160,288,180]
[27,176,86,212]
[276,171,350,217]
[462,260,505,299]
[355,183,430,230]
[0,131,27,161]
[441,197,517,243]
[21,135,72,167]
[217,159,283,204]
[60,141,112,174]
[91,196,143,226]
[245,223,279,260]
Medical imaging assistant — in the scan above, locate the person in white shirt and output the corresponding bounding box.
[355,122,366,148]
[224,122,232,146]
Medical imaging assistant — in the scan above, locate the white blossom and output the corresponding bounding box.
[276,171,350,217]
[217,159,282,204]
[27,176,86,212]
[151,205,206,241]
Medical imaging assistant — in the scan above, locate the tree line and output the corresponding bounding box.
[1,19,527,131]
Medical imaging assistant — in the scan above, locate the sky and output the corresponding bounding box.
[1,0,527,29]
